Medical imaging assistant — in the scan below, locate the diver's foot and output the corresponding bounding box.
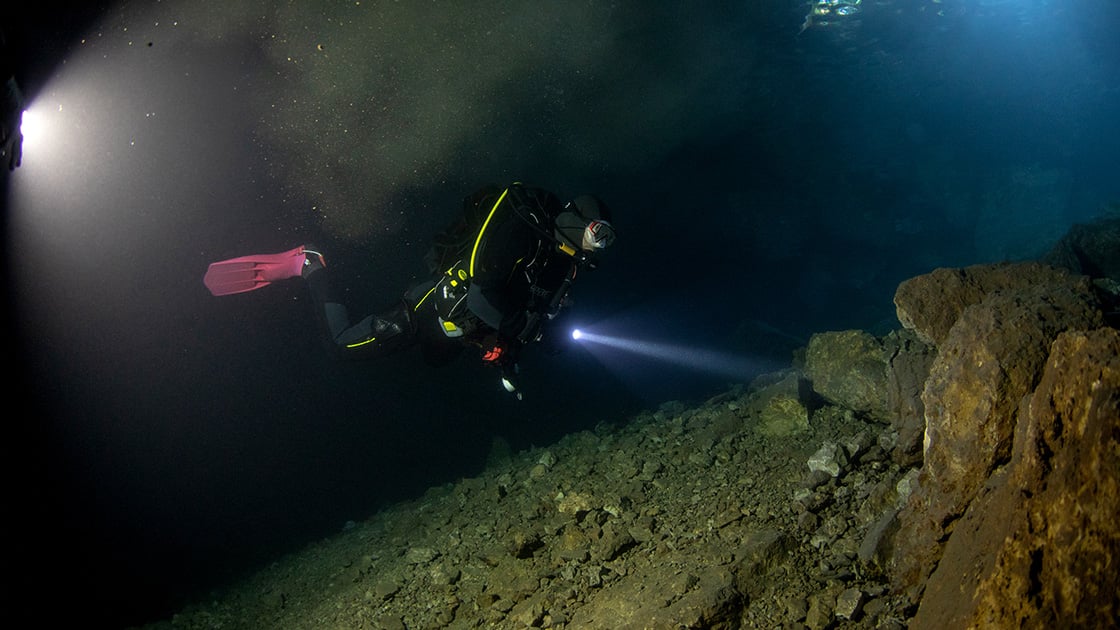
[301,245,326,279]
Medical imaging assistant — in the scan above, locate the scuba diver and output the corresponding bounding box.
[204,183,616,398]
[1,29,24,171]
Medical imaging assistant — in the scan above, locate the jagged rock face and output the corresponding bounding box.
[893,262,1080,347]
[919,277,1102,518]
[882,329,935,466]
[890,262,1105,601]
[912,328,1120,629]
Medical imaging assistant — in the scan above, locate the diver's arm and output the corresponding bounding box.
[466,284,532,343]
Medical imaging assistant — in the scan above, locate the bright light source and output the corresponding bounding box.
[19,108,41,149]
[571,328,583,340]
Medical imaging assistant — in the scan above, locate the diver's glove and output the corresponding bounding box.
[480,336,509,365]
[480,335,524,400]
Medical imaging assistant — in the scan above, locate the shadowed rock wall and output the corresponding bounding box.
[888,261,1119,627]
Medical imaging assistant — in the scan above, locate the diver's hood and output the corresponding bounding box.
[555,195,613,250]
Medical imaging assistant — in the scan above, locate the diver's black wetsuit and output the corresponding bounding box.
[305,183,581,368]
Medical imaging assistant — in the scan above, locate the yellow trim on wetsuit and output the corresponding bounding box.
[414,285,437,311]
[346,337,376,348]
[469,187,509,278]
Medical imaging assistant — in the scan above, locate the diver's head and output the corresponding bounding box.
[556,195,616,252]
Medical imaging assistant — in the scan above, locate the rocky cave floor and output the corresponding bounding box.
[143,218,1120,629]
[146,375,921,630]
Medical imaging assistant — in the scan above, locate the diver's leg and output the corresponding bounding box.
[303,260,417,359]
[330,303,415,357]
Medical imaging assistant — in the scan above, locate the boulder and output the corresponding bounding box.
[747,371,813,437]
[893,262,1079,347]
[805,330,890,421]
[1041,215,1120,281]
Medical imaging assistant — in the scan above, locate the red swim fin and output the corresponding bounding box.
[203,245,308,296]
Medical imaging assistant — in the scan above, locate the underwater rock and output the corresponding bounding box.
[567,563,744,630]
[784,596,808,622]
[805,330,890,420]
[756,394,810,437]
[908,274,1102,549]
[800,468,832,490]
[840,430,874,463]
[835,587,865,620]
[747,371,812,437]
[805,592,835,630]
[857,508,899,571]
[403,546,439,564]
[807,441,848,478]
[732,529,793,595]
[508,529,544,559]
[556,491,596,516]
[892,267,1105,606]
[536,450,557,468]
[1041,214,1120,281]
[911,328,1120,629]
[429,564,460,586]
[373,580,400,601]
[926,277,1100,491]
[893,262,1079,347]
[373,614,405,630]
[882,328,936,466]
[592,524,636,562]
[508,594,546,627]
[554,524,591,563]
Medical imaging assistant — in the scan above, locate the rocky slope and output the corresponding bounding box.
[143,220,1120,630]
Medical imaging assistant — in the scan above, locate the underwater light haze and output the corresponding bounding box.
[3,0,1118,627]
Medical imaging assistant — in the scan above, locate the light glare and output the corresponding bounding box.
[19,108,40,149]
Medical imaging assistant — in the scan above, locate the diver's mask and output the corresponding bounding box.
[583,219,616,250]
[555,212,615,255]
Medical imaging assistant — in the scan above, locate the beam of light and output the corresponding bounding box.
[572,329,769,382]
[10,80,113,234]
